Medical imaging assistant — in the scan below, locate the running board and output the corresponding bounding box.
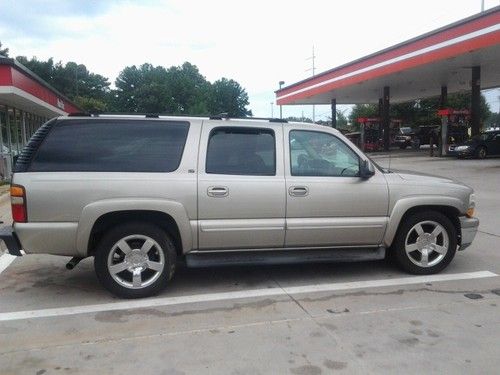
[185,247,385,268]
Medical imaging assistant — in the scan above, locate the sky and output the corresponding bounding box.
[1,0,499,120]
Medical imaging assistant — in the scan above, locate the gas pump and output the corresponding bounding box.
[437,109,470,155]
[357,117,382,151]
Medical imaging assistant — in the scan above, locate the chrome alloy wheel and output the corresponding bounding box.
[107,234,165,289]
[404,220,449,268]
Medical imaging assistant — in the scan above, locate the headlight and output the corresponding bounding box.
[466,193,476,218]
[455,145,470,151]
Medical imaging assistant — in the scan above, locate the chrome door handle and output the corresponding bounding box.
[207,186,229,197]
[289,186,309,197]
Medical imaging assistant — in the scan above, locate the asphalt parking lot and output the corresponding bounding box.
[1,152,499,374]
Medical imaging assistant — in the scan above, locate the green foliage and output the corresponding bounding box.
[349,104,378,130]
[486,112,500,127]
[15,56,111,111]
[208,78,251,117]
[74,96,107,113]
[0,41,9,57]
[112,62,251,116]
[11,54,251,116]
[350,92,491,129]
[335,110,348,129]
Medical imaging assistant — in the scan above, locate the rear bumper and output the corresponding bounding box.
[459,216,479,251]
[0,226,23,256]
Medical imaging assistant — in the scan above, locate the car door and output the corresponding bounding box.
[197,121,286,250]
[284,127,389,248]
[490,132,500,155]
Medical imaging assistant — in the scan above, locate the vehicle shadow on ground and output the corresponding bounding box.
[2,254,404,304]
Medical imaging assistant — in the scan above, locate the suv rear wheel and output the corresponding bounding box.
[392,211,457,274]
[94,222,176,298]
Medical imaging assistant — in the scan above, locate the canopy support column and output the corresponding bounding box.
[382,86,390,151]
[440,86,448,156]
[471,66,481,136]
[331,98,337,128]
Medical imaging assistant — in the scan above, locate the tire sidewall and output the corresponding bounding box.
[392,211,457,274]
[94,222,176,298]
[475,146,486,159]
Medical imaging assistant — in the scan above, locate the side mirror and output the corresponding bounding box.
[359,159,375,179]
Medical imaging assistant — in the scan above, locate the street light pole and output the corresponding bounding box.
[270,102,274,118]
[279,81,285,119]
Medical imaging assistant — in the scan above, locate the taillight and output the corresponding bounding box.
[10,184,27,223]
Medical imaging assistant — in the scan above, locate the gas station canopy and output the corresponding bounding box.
[276,7,500,105]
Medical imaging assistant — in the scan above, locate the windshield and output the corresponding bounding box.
[400,127,412,134]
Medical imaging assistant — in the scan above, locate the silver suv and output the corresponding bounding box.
[0,115,479,298]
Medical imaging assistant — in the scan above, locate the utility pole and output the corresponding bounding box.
[278,81,285,119]
[306,45,316,123]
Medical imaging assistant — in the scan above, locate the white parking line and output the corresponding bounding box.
[0,270,496,322]
[0,253,16,275]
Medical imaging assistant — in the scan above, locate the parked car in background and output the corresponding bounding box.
[394,127,414,149]
[449,130,500,158]
[411,125,440,149]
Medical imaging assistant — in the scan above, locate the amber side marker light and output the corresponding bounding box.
[10,185,27,223]
[466,207,475,218]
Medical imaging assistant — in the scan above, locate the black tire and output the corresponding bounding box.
[94,222,177,298]
[475,146,487,159]
[399,144,407,150]
[391,211,457,275]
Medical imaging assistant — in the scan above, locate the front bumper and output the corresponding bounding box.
[459,216,479,251]
[0,227,22,256]
[449,146,473,157]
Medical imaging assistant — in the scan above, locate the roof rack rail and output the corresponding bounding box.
[68,112,91,117]
[209,113,229,120]
[207,115,288,123]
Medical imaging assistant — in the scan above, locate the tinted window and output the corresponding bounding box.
[206,127,275,175]
[29,120,189,172]
[290,130,359,177]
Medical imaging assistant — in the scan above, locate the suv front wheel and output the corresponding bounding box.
[392,211,457,274]
[94,222,177,298]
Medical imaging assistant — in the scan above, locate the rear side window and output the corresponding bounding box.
[206,127,276,175]
[28,120,189,172]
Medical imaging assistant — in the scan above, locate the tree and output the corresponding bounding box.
[349,104,378,130]
[12,53,253,116]
[74,96,107,113]
[0,41,9,57]
[349,92,491,129]
[113,62,252,116]
[114,64,170,113]
[336,110,348,129]
[208,78,251,117]
[15,56,111,108]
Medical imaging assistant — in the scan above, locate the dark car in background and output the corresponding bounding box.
[395,125,440,149]
[449,130,500,158]
[394,127,414,149]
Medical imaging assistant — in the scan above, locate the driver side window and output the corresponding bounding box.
[290,130,360,177]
